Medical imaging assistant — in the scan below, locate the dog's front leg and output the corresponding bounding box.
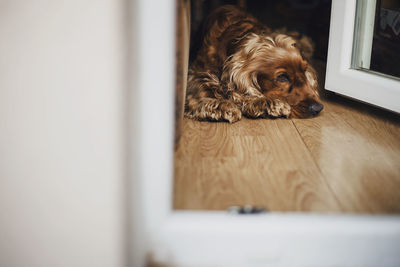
[185,71,242,123]
[241,96,291,118]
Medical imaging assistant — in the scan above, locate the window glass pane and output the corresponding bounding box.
[352,0,400,79]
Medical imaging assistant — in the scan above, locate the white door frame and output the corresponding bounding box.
[130,0,400,266]
[325,0,400,113]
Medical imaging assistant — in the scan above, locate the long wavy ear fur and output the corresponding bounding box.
[273,28,315,60]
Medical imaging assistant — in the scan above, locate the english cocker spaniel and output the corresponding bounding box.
[185,5,323,123]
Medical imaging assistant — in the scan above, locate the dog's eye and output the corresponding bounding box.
[277,74,290,83]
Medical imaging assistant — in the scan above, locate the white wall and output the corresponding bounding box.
[0,1,127,266]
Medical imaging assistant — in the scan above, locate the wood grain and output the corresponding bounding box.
[292,96,400,213]
[174,117,342,211]
[174,59,400,213]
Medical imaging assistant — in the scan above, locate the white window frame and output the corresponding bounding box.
[325,0,400,113]
[130,0,400,266]
[352,0,377,69]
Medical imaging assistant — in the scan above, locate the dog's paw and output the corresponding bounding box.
[223,108,242,123]
[221,102,242,123]
[268,99,291,118]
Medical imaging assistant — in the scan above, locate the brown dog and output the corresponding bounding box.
[185,5,323,123]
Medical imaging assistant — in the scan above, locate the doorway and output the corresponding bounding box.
[173,0,400,213]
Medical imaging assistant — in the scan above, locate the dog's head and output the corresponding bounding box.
[257,34,323,118]
[229,33,323,118]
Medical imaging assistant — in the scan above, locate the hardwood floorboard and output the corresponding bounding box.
[174,96,400,212]
[174,117,342,211]
[292,95,400,213]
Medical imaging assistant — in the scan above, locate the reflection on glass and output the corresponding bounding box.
[352,0,400,79]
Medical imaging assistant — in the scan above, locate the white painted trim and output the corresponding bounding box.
[129,0,176,265]
[154,212,400,267]
[135,0,175,234]
[130,0,400,266]
[325,0,400,113]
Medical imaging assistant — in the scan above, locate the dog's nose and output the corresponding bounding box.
[309,103,324,116]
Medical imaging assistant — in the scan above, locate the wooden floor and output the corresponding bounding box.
[174,70,400,213]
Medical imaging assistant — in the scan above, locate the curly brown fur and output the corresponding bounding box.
[185,5,323,123]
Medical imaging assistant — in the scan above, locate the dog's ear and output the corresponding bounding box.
[272,34,297,50]
[297,35,314,61]
[305,65,319,94]
[272,29,314,61]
